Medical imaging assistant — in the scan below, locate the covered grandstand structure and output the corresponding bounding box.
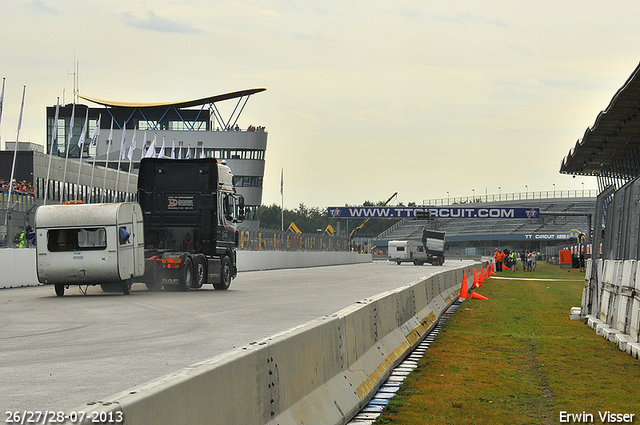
[559,61,640,356]
[373,195,595,257]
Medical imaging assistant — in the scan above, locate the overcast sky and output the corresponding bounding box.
[1,1,639,208]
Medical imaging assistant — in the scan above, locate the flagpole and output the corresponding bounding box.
[76,108,89,197]
[125,129,136,202]
[280,167,284,231]
[44,97,60,205]
[4,85,25,230]
[115,123,126,202]
[61,103,75,203]
[89,113,101,202]
[101,118,114,203]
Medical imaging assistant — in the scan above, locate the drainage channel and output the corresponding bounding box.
[346,300,462,425]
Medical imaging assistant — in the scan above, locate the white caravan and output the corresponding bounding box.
[388,240,427,265]
[35,202,144,296]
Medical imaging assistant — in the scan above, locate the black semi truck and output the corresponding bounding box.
[137,158,245,291]
[421,229,446,266]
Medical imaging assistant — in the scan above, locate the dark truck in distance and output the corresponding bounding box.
[137,158,245,291]
[422,229,445,266]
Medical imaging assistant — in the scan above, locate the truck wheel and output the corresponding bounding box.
[121,279,132,295]
[192,255,206,289]
[179,257,193,291]
[55,284,65,296]
[214,256,232,290]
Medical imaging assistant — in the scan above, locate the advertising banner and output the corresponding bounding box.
[327,206,539,219]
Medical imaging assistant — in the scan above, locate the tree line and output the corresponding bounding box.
[257,202,413,238]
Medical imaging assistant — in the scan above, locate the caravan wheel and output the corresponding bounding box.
[121,279,132,295]
[54,284,65,296]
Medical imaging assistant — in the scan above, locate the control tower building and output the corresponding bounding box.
[45,88,267,227]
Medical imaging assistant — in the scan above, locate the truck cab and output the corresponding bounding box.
[137,158,244,291]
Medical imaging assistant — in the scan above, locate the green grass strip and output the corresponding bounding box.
[374,262,640,425]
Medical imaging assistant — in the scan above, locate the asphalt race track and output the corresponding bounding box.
[1,260,474,413]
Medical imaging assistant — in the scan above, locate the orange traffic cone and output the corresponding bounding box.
[460,271,469,300]
[471,290,489,300]
[479,266,485,283]
[485,265,490,280]
[473,268,481,288]
[489,262,496,276]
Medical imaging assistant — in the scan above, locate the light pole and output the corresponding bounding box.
[498,186,501,201]
[582,182,584,197]
[525,185,528,199]
[472,188,475,202]
[447,191,449,205]
[553,183,555,198]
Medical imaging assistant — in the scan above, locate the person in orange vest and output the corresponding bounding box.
[494,248,503,272]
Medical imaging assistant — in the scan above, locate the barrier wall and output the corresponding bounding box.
[0,248,37,288]
[0,249,371,289]
[581,259,640,358]
[237,251,371,271]
[61,262,484,425]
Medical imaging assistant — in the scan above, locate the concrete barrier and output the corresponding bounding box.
[615,260,636,334]
[0,248,37,289]
[237,251,372,272]
[0,249,371,289]
[579,259,640,358]
[61,262,483,425]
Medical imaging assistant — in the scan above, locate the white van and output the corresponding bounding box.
[35,202,144,296]
[388,240,427,265]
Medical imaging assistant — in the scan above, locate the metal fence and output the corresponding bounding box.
[239,227,351,252]
[0,193,37,248]
[423,189,597,206]
[0,192,36,211]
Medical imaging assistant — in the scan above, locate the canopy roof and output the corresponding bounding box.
[79,88,266,109]
[560,62,640,180]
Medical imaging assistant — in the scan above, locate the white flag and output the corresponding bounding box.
[141,130,148,158]
[144,133,156,158]
[178,145,182,159]
[158,136,166,158]
[120,125,127,159]
[51,100,59,153]
[0,78,5,129]
[186,144,191,159]
[67,104,75,150]
[127,129,136,160]
[171,139,175,159]
[89,113,100,148]
[77,109,88,148]
[200,145,205,158]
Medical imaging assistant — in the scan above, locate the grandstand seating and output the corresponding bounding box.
[375,197,595,242]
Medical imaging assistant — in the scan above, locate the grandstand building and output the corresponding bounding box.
[45,88,267,227]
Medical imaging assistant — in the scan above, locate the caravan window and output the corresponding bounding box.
[396,246,405,252]
[47,228,107,252]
